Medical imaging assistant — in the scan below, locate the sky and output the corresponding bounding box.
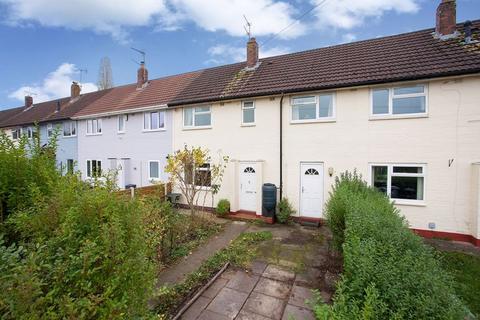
[0,0,479,110]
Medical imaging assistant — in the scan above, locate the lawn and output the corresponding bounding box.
[439,251,480,317]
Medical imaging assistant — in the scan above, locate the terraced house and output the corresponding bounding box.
[0,0,479,246]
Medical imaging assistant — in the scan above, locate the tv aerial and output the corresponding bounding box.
[131,47,146,65]
[243,15,252,39]
[78,68,88,84]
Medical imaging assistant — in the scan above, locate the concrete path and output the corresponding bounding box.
[157,220,249,286]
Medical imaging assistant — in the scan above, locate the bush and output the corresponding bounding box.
[315,171,469,320]
[215,199,230,217]
[276,198,295,224]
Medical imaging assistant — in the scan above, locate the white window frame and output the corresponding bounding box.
[47,124,53,138]
[148,160,161,181]
[86,159,102,178]
[369,163,427,206]
[290,93,336,124]
[86,119,102,136]
[66,159,74,174]
[118,115,126,133]
[12,128,21,140]
[370,84,428,119]
[241,101,255,126]
[24,126,37,139]
[143,111,166,132]
[183,106,212,129]
[63,121,77,137]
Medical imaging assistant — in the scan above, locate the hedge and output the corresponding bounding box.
[315,171,471,320]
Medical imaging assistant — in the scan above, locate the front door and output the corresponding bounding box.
[300,163,324,218]
[239,163,257,212]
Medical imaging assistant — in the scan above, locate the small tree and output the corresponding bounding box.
[165,145,228,216]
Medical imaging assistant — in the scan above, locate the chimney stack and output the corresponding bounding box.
[246,37,259,69]
[25,95,33,109]
[71,81,81,99]
[137,62,148,88]
[436,0,457,38]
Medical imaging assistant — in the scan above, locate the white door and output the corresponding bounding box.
[300,163,324,218]
[239,163,257,212]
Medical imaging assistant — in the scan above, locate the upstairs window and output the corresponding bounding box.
[47,124,53,138]
[86,119,102,135]
[118,115,126,133]
[25,127,37,139]
[86,160,102,178]
[372,84,427,116]
[242,101,255,125]
[143,111,165,131]
[184,106,211,128]
[371,164,426,203]
[11,128,21,140]
[63,121,76,137]
[291,93,335,122]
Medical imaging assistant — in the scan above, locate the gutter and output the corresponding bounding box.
[72,104,168,120]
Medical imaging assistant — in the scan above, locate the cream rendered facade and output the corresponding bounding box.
[173,75,480,240]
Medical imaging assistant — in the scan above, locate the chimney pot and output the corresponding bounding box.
[246,37,259,69]
[25,95,33,109]
[71,81,81,99]
[436,0,457,38]
[137,62,148,88]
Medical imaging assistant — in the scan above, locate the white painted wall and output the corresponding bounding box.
[173,75,480,237]
[77,110,172,188]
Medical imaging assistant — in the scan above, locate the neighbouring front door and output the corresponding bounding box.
[239,163,257,212]
[300,163,324,218]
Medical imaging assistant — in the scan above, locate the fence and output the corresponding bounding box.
[117,183,172,200]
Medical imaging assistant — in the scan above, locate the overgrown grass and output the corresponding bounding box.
[154,231,272,317]
[439,251,480,318]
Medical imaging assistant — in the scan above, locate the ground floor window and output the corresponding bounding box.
[86,160,102,178]
[185,163,211,187]
[371,164,425,202]
[67,159,74,175]
[149,161,160,180]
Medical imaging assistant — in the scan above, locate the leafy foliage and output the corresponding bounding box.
[215,199,230,217]
[276,198,295,224]
[315,171,469,320]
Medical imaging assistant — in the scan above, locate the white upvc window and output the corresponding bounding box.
[370,163,426,205]
[24,127,37,139]
[118,115,126,133]
[47,124,53,138]
[148,160,161,180]
[143,111,165,131]
[66,159,74,174]
[86,160,102,178]
[185,163,211,187]
[242,101,255,125]
[63,121,76,137]
[11,128,21,140]
[291,93,335,122]
[86,119,102,135]
[184,106,211,128]
[371,84,427,117]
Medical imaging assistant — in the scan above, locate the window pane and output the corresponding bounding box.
[393,166,423,174]
[184,108,193,126]
[292,96,315,105]
[118,116,124,131]
[97,120,102,133]
[318,94,333,118]
[87,160,91,177]
[144,113,149,129]
[67,159,74,174]
[159,111,165,128]
[391,176,424,200]
[87,120,92,134]
[63,122,71,136]
[71,122,76,136]
[394,85,424,95]
[195,164,211,187]
[392,96,425,114]
[243,108,255,123]
[372,89,389,114]
[372,166,388,195]
[292,104,316,120]
[195,113,211,126]
[243,101,254,109]
[151,112,159,129]
[195,106,210,113]
[150,162,159,178]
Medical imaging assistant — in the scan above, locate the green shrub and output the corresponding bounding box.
[215,199,230,217]
[276,198,295,224]
[316,171,469,320]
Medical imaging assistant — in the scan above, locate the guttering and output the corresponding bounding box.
[72,104,168,120]
[279,93,285,200]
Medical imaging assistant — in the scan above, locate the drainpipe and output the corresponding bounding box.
[279,93,285,200]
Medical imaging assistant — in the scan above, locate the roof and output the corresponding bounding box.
[167,20,480,106]
[0,106,24,127]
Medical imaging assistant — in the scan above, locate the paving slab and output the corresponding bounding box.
[181,296,211,320]
[197,309,230,320]
[206,287,248,319]
[236,310,272,320]
[282,304,315,320]
[226,270,259,293]
[243,292,285,320]
[250,260,268,275]
[254,278,292,299]
[262,265,295,282]
[288,285,314,310]
[202,277,228,299]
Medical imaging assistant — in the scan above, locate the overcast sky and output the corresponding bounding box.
[0,0,479,110]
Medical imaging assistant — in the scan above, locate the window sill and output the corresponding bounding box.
[182,126,212,131]
[86,133,102,136]
[369,113,428,121]
[241,123,256,127]
[142,128,166,133]
[62,135,77,139]
[117,131,126,135]
[187,184,212,191]
[290,118,336,124]
[392,200,426,207]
